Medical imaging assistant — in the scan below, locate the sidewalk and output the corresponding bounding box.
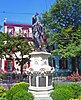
[34,97,52,100]
[0,83,15,89]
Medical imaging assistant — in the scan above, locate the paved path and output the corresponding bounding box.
[0,83,15,89]
[34,97,52,100]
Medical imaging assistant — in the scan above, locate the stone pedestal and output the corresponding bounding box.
[28,52,54,97]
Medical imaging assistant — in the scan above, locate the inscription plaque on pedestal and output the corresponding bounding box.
[31,76,36,86]
[39,77,46,87]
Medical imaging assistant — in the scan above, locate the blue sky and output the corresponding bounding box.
[0,0,55,31]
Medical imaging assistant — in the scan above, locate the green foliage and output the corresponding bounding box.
[6,82,34,100]
[78,96,81,100]
[8,35,34,75]
[0,33,34,75]
[69,99,78,100]
[0,97,8,100]
[0,93,8,100]
[0,86,6,97]
[51,87,73,100]
[40,0,81,59]
[52,82,62,89]
[0,87,7,100]
[50,25,81,58]
[69,84,81,99]
[41,0,81,30]
[0,73,5,79]
[0,32,8,57]
[51,83,81,100]
[11,82,29,91]
[70,96,81,100]
[13,90,34,100]
[8,35,34,64]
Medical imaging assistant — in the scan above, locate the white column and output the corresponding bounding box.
[46,76,48,87]
[36,76,39,87]
[29,76,31,86]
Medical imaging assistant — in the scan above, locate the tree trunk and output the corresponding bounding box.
[20,64,23,81]
[21,55,24,75]
[21,64,23,75]
[72,57,79,74]
[20,56,24,81]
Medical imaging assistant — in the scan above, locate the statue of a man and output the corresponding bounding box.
[32,12,46,51]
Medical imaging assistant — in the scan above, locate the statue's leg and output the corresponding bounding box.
[34,33,39,48]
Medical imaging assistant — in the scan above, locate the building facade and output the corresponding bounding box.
[0,19,33,73]
[48,44,81,76]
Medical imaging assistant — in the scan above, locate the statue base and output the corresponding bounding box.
[29,86,53,97]
[28,51,54,97]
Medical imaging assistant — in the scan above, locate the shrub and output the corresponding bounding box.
[0,94,8,100]
[0,86,6,97]
[69,84,81,99]
[50,86,73,100]
[52,82,62,89]
[69,99,79,100]
[0,87,7,100]
[67,72,81,82]
[13,90,34,100]
[78,96,81,100]
[6,82,34,100]
[52,82,73,91]
[69,96,81,100]
[51,83,81,100]
[0,97,8,100]
[11,82,29,91]
[69,98,79,100]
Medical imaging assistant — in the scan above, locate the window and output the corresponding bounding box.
[59,58,68,69]
[6,60,13,71]
[48,57,55,67]
[9,30,12,35]
[24,30,29,37]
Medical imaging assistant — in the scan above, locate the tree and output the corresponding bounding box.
[0,32,11,58]
[40,0,81,32]
[8,35,34,76]
[0,33,34,77]
[40,0,81,73]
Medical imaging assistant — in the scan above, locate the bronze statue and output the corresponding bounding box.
[32,13,46,51]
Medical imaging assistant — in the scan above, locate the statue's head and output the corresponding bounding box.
[35,12,39,16]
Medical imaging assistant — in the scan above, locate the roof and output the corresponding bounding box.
[4,22,32,28]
